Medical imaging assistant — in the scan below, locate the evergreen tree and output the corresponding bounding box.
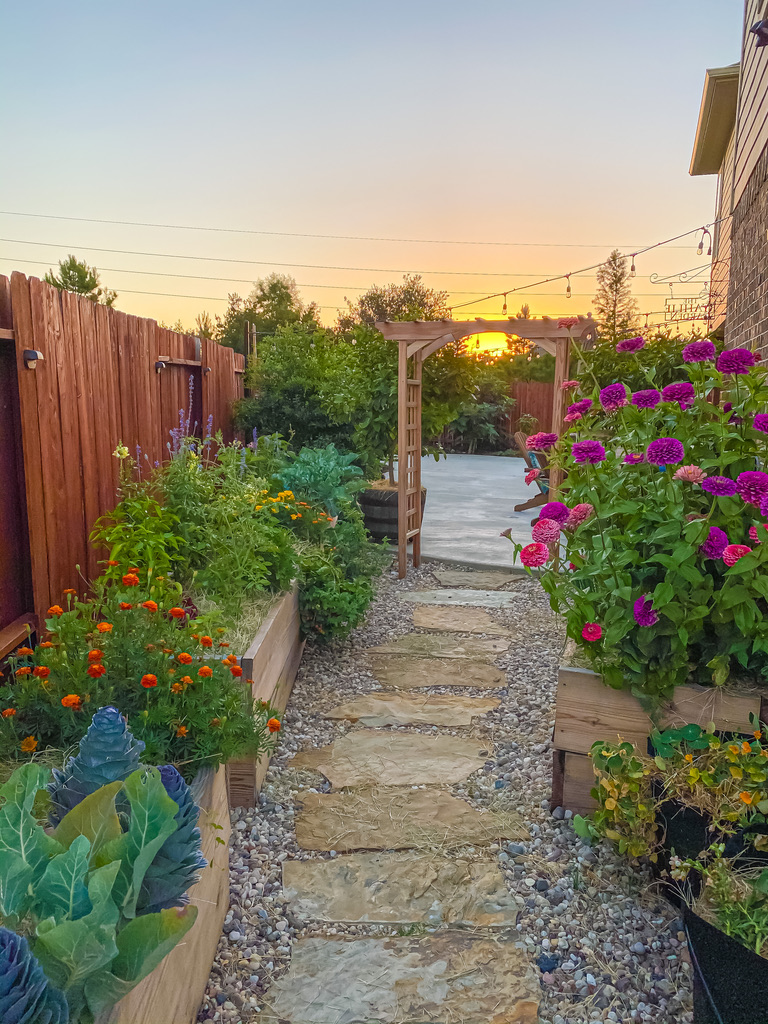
[592,249,638,343]
[45,255,117,306]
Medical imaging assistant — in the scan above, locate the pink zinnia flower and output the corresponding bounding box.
[736,471,768,507]
[633,595,658,627]
[532,518,562,544]
[527,432,559,451]
[568,399,593,416]
[749,525,768,543]
[616,336,645,353]
[702,476,737,497]
[564,412,582,423]
[520,542,550,568]
[525,468,541,485]
[723,544,752,567]
[581,623,602,641]
[561,380,580,390]
[564,503,594,530]
[661,382,695,408]
[632,389,661,409]
[673,465,706,484]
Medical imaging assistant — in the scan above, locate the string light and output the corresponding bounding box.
[630,256,636,278]
[696,228,712,257]
[565,275,571,299]
[502,293,508,314]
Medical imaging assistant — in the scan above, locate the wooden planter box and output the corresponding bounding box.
[100,763,231,1024]
[552,663,764,814]
[227,583,305,807]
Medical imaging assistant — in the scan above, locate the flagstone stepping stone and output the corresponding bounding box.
[367,633,508,661]
[260,932,539,1024]
[412,603,512,636]
[295,787,525,851]
[324,691,500,727]
[282,850,520,926]
[371,656,506,689]
[290,730,490,787]
[435,568,517,589]
[403,587,518,609]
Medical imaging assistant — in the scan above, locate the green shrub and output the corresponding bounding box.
[298,548,374,642]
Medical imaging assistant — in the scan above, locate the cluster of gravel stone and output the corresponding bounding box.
[198,560,693,1024]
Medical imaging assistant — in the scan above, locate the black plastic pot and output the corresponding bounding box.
[653,799,710,907]
[358,485,427,544]
[685,906,768,1024]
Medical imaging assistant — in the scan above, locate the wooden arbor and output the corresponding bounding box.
[376,315,598,577]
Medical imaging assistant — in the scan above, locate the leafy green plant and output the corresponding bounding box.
[298,548,374,642]
[0,761,200,1023]
[275,444,365,517]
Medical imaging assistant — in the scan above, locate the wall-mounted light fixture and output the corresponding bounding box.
[154,360,166,373]
[23,349,44,370]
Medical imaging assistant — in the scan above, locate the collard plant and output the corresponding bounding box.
[274,444,365,517]
[0,708,207,1023]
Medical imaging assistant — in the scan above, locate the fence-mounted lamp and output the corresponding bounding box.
[203,366,212,375]
[23,349,44,370]
[154,360,166,373]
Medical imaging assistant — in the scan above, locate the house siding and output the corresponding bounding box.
[733,0,768,207]
[710,128,736,333]
[725,142,768,356]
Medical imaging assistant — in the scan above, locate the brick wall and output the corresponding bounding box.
[725,143,768,358]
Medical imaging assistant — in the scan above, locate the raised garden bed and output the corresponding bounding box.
[227,582,305,807]
[99,764,231,1024]
[551,659,763,813]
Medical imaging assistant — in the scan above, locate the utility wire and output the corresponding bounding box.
[0,210,704,250]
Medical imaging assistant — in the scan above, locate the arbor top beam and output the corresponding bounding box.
[375,315,597,348]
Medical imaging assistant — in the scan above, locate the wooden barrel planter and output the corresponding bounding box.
[359,484,427,543]
[551,661,764,813]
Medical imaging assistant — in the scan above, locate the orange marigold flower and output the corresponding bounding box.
[63,588,77,596]
[169,607,186,619]
[168,668,176,675]
[223,654,237,666]
[218,642,230,648]
[96,622,113,633]
[39,641,54,648]
[177,652,193,665]
[145,644,156,651]
[2,708,16,718]
[119,602,133,610]
[107,560,119,566]
[175,725,188,738]
[191,633,199,639]
[171,682,183,694]
[230,665,243,677]
[141,674,158,688]
[122,573,140,587]
[47,605,64,617]
[15,667,32,676]
[743,741,753,754]
[142,600,158,613]
[61,694,82,709]
[200,636,213,648]
[258,699,268,709]
[210,718,221,727]
[267,718,281,733]
[162,648,174,654]
[87,663,107,678]
[684,753,693,762]
[20,736,37,753]
[87,649,104,662]
[198,665,213,678]
[740,791,754,804]
[180,675,193,686]
[755,730,763,740]
[729,744,740,755]
[16,647,34,657]
[33,666,50,679]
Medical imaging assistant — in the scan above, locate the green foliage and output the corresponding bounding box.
[275,444,365,516]
[592,249,638,343]
[578,329,714,391]
[215,274,320,355]
[446,362,515,453]
[298,548,374,642]
[0,762,199,1023]
[44,255,117,306]
[529,339,768,704]
[337,273,449,332]
[494,348,556,383]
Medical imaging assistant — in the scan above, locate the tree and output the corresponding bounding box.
[337,274,449,332]
[215,274,320,354]
[195,312,214,339]
[45,255,117,306]
[592,249,638,343]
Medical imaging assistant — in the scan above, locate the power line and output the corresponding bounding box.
[0,209,703,250]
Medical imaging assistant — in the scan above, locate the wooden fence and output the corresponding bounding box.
[506,380,554,434]
[0,273,244,646]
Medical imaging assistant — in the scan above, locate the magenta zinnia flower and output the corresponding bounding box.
[539,501,569,523]
[723,544,752,567]
[532,518,561,544]
[520,542,550,567]
[683,340,716,363]
[701,526,729,559]
[624,452,645,465]
[527,432,559,451]
[673,464,706,484]
[702,475,737,496]
[568,399,593,416]
[753,414,768,434]
[736,471,768,507]
[600,383,629,412]
[615,336,645,353]
[572,439,607,464]
[717,347,756,374]
[581,623,602,642]
[662,382,695,408]
[646,437,685,466]
[633,595,658,627]
[632,389,661,409]
[564,503,594,530]
[749,525,768,543]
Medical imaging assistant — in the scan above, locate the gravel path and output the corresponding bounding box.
[198,562,693,1024]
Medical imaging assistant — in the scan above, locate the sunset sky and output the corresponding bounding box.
[1,1,743,348]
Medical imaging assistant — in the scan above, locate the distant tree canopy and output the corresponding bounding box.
[337,274,449,331]
[45,255,117,306]
[592,249,638,343]
[215,274,320,354]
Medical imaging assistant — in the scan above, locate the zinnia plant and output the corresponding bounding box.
[509,338,768,703]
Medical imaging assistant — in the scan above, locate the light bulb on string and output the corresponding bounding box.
[502,293,508,314]
[565,275,572,299]
[630,256,636,278]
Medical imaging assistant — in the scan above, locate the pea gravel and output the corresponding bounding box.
[197,560,693,1024]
